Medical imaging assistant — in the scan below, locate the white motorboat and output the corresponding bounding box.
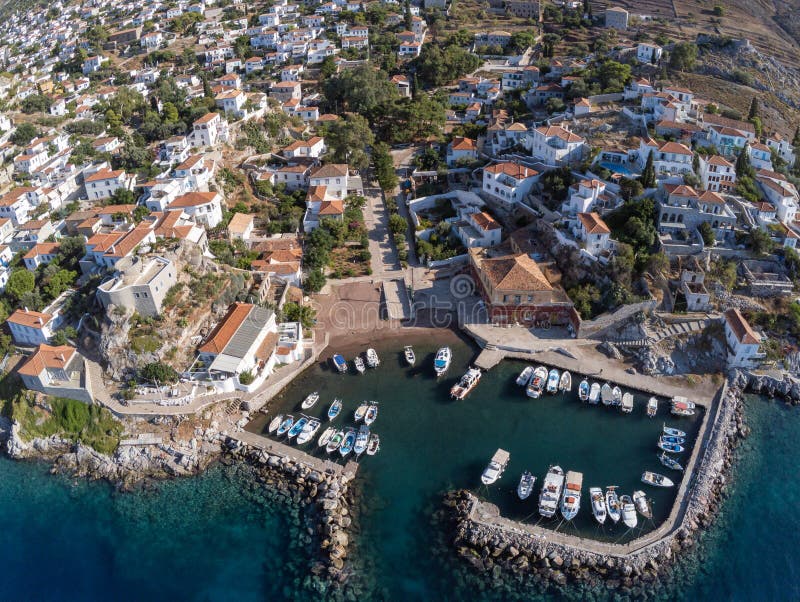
[318,427,335,448]
[621,392,634,413]
[560,470,583,521]
[367,433,380,455]
[354,402,369,422]
[339,429,356,456]
[326,430,344,454]
[612,386,622,406]
[589,487,607,525]
[434,347,452,376]
[354,356,366,374]
[366,348,380,368]
[277,415,294,436]
[663,424,687,438]
[287,416,308,439]
[301,392,320,410]
[332,354,348,373]
[450,368,481,400]
[404,345,416,366]
[516,366,534,386]
[517,471,536,500]
[268,414,283,434]
[620,495,638,529]
[588,382,601,404]
[538,465,565,518]
[641,471,674,487]
[327,398,342,421]
[559,371,572,392]
[364,403,378,425]
[633,490,652,519]
[605,486,621,524]
[296,419,321,445]
[659,452,684,472]
[647,397,658,418]
[526,366,548,399]
[546,368,560,394]
[578,379,590,401]
[354,425,369,456]
[601,383,613,405]
[481,448,510,485]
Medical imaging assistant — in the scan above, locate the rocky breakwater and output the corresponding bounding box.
[439,383,749,594]
[224,439,358,587]
[732,369,800,405]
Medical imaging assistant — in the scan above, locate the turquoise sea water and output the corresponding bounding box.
[0,337,797,600]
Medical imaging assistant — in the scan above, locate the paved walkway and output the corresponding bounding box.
[362,177,401,279]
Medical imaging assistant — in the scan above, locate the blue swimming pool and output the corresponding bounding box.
[598,161,638,177]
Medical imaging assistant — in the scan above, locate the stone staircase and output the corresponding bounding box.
[609,318,711,348]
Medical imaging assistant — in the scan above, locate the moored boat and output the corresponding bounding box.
[296,419,321,445]
[354,356,366,374]
[318,427,335,448]
[612,386,622,406]
[546,368,560,394]
[601,383,613,405]
[633,490,653,519]
[451,367,482,400]
[578,379,590,401]
[434,347,452,376]
[590,487,607,525]
[641,471,674,487]
[647,397,658,418]
[620,495,638,529]
[559,371,572,392]
[328,398,342,421]
[287,416,308,439]
[663,424,687,438]
[354,425,369,456]
[605,486,621,524]
[339,429,356,457]
[481,448,510,485]
[354,402,369,422]
[301,392,320,410]
[588,382,601,404]
[526,366,547,399]
[366,433,380,456]
[659,452,684,471]
[268,414,283,434]
[671,403,695,417]
[326,430,344,454]
[560,470,583,521]
[517,471,536,500]
[538,465,565,518]
[516,366,534,386]
[404,345,416,366]
[366,348,380,368]
[277,415,294,436]
[661,434,685,445]
[364,403,378,425]
[658,440,685,453]
[621,392,634,413]
[332,355,348,374]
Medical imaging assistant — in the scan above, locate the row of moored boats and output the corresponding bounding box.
[516,365,572,399]
[332,348,381,374]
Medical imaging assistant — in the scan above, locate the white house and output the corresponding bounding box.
[140,31,163,50]
[698,155,736,193]
[575,212,612,256]
[308,164,349,199]
[528,125,586,165]
[455,210,502,248]
[447,137,478,167]
[83,168,134,200]
[636,43,662,64]
[191,112,229,147]
[482,162,540,209]
[561,179,606,217]
[747,143,773,171]
[638,138,693,177]
[724,308,764,368]
[167,191,223,228]
[6,307,62,345]
[282,136,325,159]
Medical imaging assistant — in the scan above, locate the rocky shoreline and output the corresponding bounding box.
[439,380,749,594]
[733,369,800,404]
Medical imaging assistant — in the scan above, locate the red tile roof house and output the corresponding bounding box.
[724,309,765,368]
[17,344,94,404]
[574,212,612,256]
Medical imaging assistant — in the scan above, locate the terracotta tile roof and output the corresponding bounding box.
[698,190,726,204]
[168,191,219,209]
[199,302,253,355]
[7,308,53,328]
[471,211,501,231]
[228,212,254,234]
[86,232,125,253]
[535,125,584,143]
[754,201,776,212]
[480,253,553,292]
[484,162,537,179]
[264,248,303,262]
[725,308,760,345]
[193,112,219,125]
[17,344,76,377]
[104,224,153,258]
[24,242,60,260]
[667,184,698,197]
[175,154,204,171]
[307,185,327,202]
[706,155,733,167]
[0,187,36,206]
[85,168,125,183]
[319,200,344,215]
[658,141,693,155]
[578,212,611,235]
[97,204,137,215]
[310,164,348,178]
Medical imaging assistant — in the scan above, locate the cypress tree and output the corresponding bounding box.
[735,144,753,178]
[747,97,759,120]
[640,150,656,188]
[792,126,800,148]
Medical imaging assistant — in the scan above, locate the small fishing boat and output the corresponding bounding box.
[647,397,658,418]
[318,427,335,448]
[296,418,321,445]
[601,383,613,405]
[621,392,634,414]
[526,366,548,399]
[366,348,380,368]
[659,452,684,472]
[481,448,510,485]
[641,471,674,488]
[301,392,320,410]
[516,366,534,386]
[328,398,342,421]
[588,382,601,404]
[268,414,283,434]
[559,371,572,392]
[612,386,622,406]
[332,355,348,374]
[661,434,686,445]
[560,470,583,521]
[354,356,366,374]
[538,465,565,518]
[364,403,378,425]
[366,433,380,456]
[620,495,638,529]
[671,403,695,417]
[404,345,416,366]
[434,347,452,376]
[354,402,369,422]
[339,429,356,457]
[589,487,607,525]
[451,367,482,400]
[517,471,536,500]
[326,430,344,454]
[633,490,653,519]
[287,416,308,439]
[277,415,294,436]
[354,425,369,456]
[658,440,685,453]
[671,396,696,410]
[663,424,687,438]
[578,379,590,401]
[605,486,621,524]
[546,368,560,394]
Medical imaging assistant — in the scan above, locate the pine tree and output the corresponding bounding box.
[412,74,421,99]
[640,150,656,188]
[692,152,700,175]
[404,0,412,30]
[747,97,759,120]
[735,144,754,178]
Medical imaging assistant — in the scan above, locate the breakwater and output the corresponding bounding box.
[441,379,748,592]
